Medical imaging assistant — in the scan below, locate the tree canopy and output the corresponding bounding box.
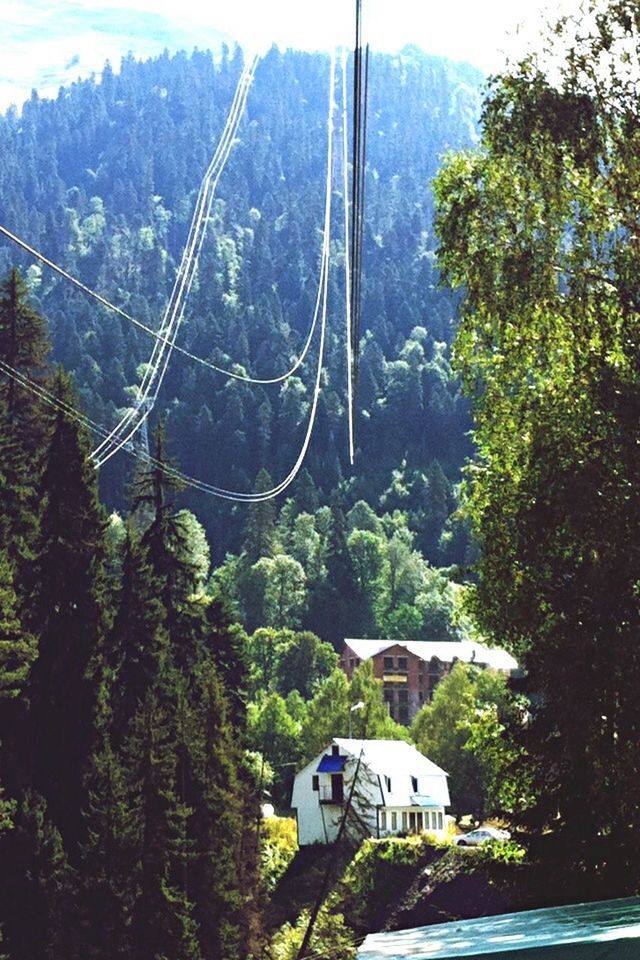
[435,0,640,886]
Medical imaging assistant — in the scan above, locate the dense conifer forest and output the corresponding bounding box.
[0,45,482,563]
[7,5,640,953]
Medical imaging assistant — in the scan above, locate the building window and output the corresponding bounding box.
[383,687,393,702]
[411,776,418,793]
[437,811,443,831]
[383,656,394,670]
[397,656,408,670]
[380,810,387,831]
[419,691,424,702]
[391,812,397,831]
[402,812,408,831]
[332,744,340,756]
[399,706,409,724]
[431,811,437,830]
[398,689,408,703]
[415,811,423,831]
[349,658,355,668]
[312,775,319,791]
[418,672,423,685]
[385,776,392,792]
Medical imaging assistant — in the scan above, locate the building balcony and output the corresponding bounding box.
[318,785,344,805]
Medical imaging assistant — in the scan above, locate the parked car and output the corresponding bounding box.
[453,826,511,846]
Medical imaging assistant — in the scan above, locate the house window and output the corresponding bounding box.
[415,812,423,831]
[399,706,409,724]
[402,812,408,831]
[383,687,393,702]
[332,744,340,756]
[385,776,392,792]
[398,689,408,703]
[312,775,319,791]
[397,656,408,670]
[437,811,443,831]
[349,658,355,668]
[383,656,394,670]
[380,810,387,831]
[431,811,437,830]
[391,811,397,831]
[411,776,418,793]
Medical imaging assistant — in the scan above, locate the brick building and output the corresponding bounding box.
[340,639,518,725]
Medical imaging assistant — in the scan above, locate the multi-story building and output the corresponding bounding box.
[340,638,519,725]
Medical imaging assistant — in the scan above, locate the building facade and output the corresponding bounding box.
[291,738,450,846]
[340,639,519,725]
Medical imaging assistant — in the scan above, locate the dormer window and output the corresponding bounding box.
[411,776,418,792]
[332,744,340,756]
[385,776,392,792]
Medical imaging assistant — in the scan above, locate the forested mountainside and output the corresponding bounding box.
[0,44,482,563]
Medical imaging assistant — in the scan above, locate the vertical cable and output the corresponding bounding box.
[342,47,355,465]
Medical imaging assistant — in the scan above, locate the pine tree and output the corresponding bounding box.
[241,469,277,566]
[77,727,134,960]
[126,689,202,960]
[0,268,50,579]
[107,529,170,746]
[0,550,36,701]
[184,668,247,960]
[27,369,108,854]
[0,790,75,960]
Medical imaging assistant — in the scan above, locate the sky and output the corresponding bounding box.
[1,0,582,111]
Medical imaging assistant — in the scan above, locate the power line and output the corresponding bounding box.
[348,0,370,460]
[95,49,336,473]
[342,47,355,466]
[0,52,338,504]
[94,53,260,465]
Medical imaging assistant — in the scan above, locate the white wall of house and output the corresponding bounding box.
[292,740,450,846]
[291,752,382,846]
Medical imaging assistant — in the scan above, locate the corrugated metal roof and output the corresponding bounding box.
[344,639,518,674]
[357,897,640,959]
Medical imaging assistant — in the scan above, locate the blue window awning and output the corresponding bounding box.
[317,754,347,773]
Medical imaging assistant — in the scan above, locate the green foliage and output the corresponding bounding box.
[435,0,640,883]
[411,664,520,819]
[268,907,356,960]
[0,550,36,700]
[260,816,298,893]
[330,836,425,935]
[299,662,410,764]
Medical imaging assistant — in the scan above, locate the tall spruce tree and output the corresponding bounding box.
[0,268,50,580]
[27,369,108,853]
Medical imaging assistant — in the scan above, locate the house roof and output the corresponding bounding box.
[343,638,518,674]
[357,897,640,958]
[332,738,450,808]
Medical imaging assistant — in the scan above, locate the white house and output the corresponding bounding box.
[291,738,450,846]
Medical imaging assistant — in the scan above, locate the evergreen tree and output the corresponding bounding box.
[27,369,108,854]
[241,469,277,566]
[0,550,36,701]
[0,268,50,578]
[107,529,169,746]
